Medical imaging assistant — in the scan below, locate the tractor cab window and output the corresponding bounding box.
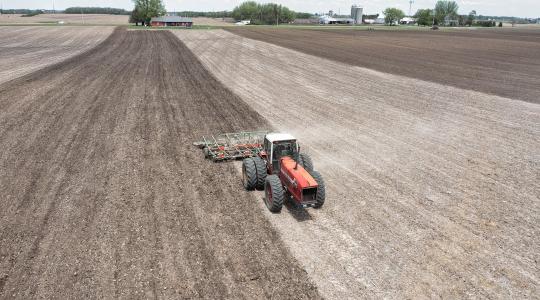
[271,140,298,170]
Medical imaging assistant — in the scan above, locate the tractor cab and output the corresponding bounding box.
[263,133,298,173]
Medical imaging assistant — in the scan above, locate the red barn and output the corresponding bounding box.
[150,16,193,28]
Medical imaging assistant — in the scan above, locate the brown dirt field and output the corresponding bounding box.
[0,26,114,84]
[0,14,128,25]
[227,27,540,103]
[0,28,319,299]
[176,29,540,299]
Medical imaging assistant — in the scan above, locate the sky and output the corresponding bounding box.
[1,0,539,18]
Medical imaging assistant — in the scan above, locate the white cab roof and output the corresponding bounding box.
[265,133,296,143]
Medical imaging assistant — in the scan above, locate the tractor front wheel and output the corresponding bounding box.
[310,170,326,208]
[242,158,257,191]
[264,175,284,213]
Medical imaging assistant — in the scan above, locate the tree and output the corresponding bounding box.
[131,0,166,25]
[279,6,295,23]
[232,1,259,21]
[434,0,459,25]
[414,9,433,26]
[130,7,143,25]
[232,1,296,25]
[383,8,405,25]
[465,10,476,26]
[295,12,312,19]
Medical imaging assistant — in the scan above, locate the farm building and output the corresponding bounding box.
[319,15,354,25]
[150,16,193,28]
[400,17,417,25]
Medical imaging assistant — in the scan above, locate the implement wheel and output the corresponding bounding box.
[264,175,284,213]
[310,170,326,208]
[298,153,314,172]
[253,157,267,190]
[242,158,257,191]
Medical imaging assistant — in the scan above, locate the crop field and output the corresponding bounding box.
[228,27,540,103]
[0,25,539,299]
[0,26,114,84]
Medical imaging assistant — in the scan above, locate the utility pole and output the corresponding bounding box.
[409,0,414,16]
[52,0,55,14]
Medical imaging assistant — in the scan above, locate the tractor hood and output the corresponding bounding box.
[280,156,317,189]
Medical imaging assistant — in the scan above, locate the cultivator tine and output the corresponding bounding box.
[194,131,267,162]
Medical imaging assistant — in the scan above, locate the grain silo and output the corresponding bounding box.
[351,5,363,24]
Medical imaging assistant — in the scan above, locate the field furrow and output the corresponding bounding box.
[0,26,114,84]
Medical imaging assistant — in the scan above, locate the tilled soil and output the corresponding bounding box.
[0,28,319,299]
[177,30,540,299]
[228,27,540,103]
[0,26,114,84]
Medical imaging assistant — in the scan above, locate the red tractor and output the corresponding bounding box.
[195,131,325,212]
[241,133,325,212]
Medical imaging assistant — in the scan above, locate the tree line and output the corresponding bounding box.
[384,0,511,27]
[64,7,131,15]
[231,1,296,25]
[172,11,232,18]
[0,9,46,16]
[127,0,310,26]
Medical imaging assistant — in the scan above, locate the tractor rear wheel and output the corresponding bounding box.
[264,175,284,213]
[253,157,267,190]
[242,158,257,191]
[298,153,314,172]
[310,170,326,208]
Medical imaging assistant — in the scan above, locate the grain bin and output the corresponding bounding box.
[351,5,363,24]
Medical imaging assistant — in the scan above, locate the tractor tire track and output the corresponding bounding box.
[0,28,319,299]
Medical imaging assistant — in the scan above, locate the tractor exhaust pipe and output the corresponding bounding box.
[295,146,300,170]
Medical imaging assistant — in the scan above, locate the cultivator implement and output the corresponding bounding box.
[194,131,267,162]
